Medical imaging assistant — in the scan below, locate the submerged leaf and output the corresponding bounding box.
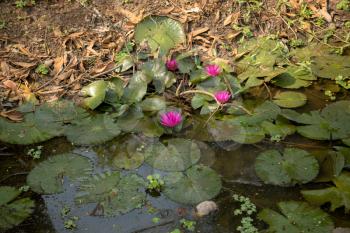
[75,171,146,216]
[302,172,350,213]
[135,16,186,54]
[144,138,201,171]
[65,114,121,145]
[255,148,319,186]
[27,153,93,194]
[258,201,334,233]
[163,165,222,204]
[0,186,35,231]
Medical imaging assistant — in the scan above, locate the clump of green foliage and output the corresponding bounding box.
[15,0,35,8]
[337,0,350,11]
[0,20,5,30]
[35,64,49,75]
[233,194,258,233]
[146,174,164,193]
[180,219,196,232]
[27,145,43,159]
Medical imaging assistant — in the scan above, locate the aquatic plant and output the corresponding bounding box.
[160,111,182,128]
[233,194,258,233]
[0,186,35,231]
[146,174,164,193]
[214,90,231,104]
[205,64,221,77]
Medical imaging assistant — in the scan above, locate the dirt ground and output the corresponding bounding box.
[0,0,349,114]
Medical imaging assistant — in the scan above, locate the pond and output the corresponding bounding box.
[1,21,350,232]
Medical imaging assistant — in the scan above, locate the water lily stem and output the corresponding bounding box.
[223,75,235,97]
[179,90,221,105]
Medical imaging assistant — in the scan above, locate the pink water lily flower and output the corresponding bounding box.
[166,59,178,71]
[160,111,182,128]
[215,90,231,104]
[205,64,221,77]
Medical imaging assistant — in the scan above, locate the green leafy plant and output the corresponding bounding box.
[152,217,160,224]
[0,186,35,231]
[146,174,164,193]
[233,194,258,233]
[15,0,35,8]
[180,219,196,232]
[324,90,336,101]
[337,0,350,11]
[64,216,79,230]
[0,20,5,30]
[35,64,49,75]
[27,145,43,159]
[258,201,334,233]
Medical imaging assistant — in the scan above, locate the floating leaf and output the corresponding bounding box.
[255,148,319,186]
[81,80,107,110]
[273,91,307,108]
[117,105,144,132]
[104,78,124,104]
[282,101,350,140]
[75,172,146,216]
[0,113,62,145]
[140,96,166,112]
[234,101,281,125]
[302,172,350,213]
[272,66,316,89]
[163,165,222,204]
[311,55,350,79]
[135,16,186,54]
[122,72,148,104]
[0,186,35,231]
[27,153,93,194]
[258,201,334,233]
[261,117,296,140]
[65,114,121,145]
[144,138,201,171]
[312,150,345,182]
[95,135,145,170]
[135,116,164,137]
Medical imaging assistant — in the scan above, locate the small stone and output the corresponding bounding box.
[195,201,218,217]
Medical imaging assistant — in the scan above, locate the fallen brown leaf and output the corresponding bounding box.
[0,110,23,122]
[3,80,18,91]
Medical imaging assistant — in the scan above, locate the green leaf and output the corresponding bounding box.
[104,78,124,104]
[163,165,222,204]
[255,148,319,186]
[27,153,93,194]
[273,91,307,108]
[81,80,107,110]
[311,55,350,79]
[258,201,334,233]
[140,96,166,112]
[135,16,186,55]
[0,186,35,231]
[272,66,315,89]
[75,172,146,216]
[312,150,345,182]
[122,72,148,104]
[135,116,164,137]
[95,135,145,170]
[142,60,176,93]
[65,114,121,145]
[302,172,350,212]
[116,105,144,132]
[144,138,201,171]
[261,118,296,140]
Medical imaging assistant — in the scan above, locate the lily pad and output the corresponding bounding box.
[258,201,334,233]
[116,105,144,132]
[0,186,35,231]
[282,101,350,140]
[95,135,145,170]
[135,16,186,54]
[312,150,345,182]
[311,55,350,79]
[163,165,222,204]
[272,66,316,89]
[81,80,107,110]
[273,91,307,108]
[65,114,121,145]
[255,148,319,186]
[27,153,93,194]
[122,71,148,104]
[302,172,350,213]
[144,138,201,171]
[0,113,62,145]
[75,171,146,216]
[140,96,166,112]
[261,118,296,140]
